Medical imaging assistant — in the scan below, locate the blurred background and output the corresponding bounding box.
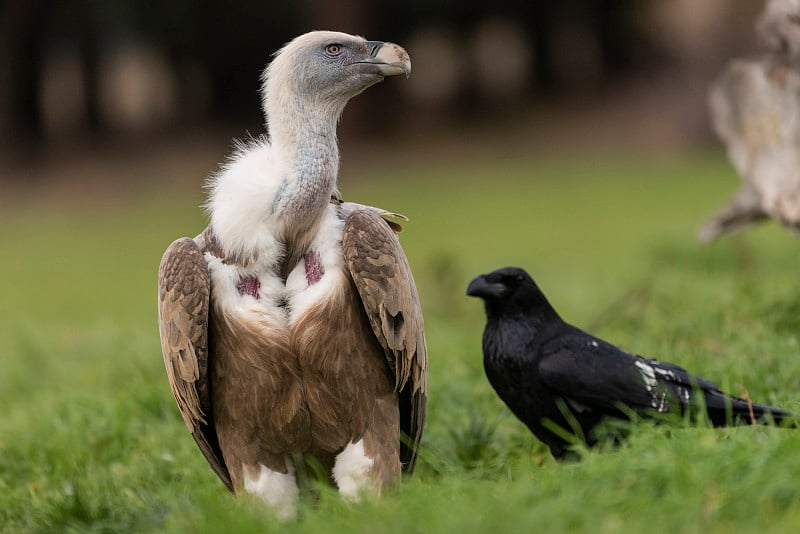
[0,0,767,193]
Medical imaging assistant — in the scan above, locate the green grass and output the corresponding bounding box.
[2,150,800,532]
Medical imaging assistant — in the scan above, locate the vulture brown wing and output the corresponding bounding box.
[341,207,428,472]
[158,236,233,491]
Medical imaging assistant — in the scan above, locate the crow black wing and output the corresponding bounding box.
[538,332,716,415]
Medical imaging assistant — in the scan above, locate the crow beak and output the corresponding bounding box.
[361,41,411,77]
[466,276,510,299]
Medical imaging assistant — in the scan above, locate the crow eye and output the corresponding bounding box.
[326,44,342,56]
[516,274,524,282]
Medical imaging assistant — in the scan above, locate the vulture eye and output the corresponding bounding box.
[325,44,343,56]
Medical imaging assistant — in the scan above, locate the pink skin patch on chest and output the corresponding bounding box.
[304,251,324,285]
[236,276,261,299]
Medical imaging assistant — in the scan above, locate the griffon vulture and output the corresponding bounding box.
[699,0,800,241]
[157,31,426,516]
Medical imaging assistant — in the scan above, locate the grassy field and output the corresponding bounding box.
[2,150,800,532]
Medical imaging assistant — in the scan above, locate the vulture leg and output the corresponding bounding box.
[241,460,299,518]
[332,391,401,499]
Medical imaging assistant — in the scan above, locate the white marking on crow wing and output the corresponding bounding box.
[652,365,691,405]
[634,360,669,412]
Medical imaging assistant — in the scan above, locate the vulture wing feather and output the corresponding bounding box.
[158,236,233,491]
[341,205,428,472]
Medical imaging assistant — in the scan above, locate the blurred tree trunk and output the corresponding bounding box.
[76,1,100,138]
[0,0,46,146]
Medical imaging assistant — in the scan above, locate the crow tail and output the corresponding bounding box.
[705,391,792,427]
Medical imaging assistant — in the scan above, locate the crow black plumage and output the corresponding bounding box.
[467,266,792,458]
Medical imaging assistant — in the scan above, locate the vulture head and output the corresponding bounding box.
[262,31,411,127]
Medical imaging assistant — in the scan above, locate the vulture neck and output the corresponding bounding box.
[268,93,343,220]
[207,74,352,275]
[266,91,345,277]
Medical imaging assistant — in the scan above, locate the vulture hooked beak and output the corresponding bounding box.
[360,41,411,78]
[467,275,511,300]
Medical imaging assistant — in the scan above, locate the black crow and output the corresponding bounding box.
[467,266,792,458]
